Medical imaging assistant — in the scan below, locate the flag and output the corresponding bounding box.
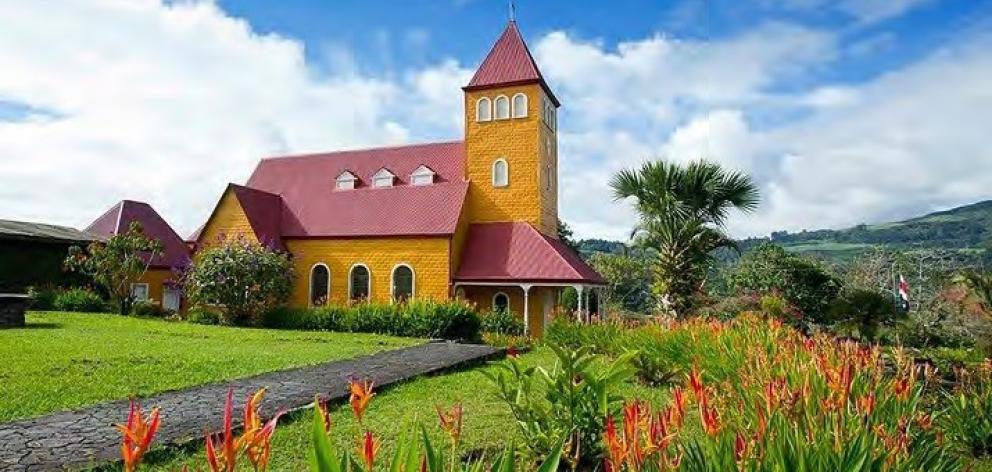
[898,275,910,311]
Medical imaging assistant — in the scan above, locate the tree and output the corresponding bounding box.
[827,288,903,342]
[610,160,759,317]
[64,221,164,315]
[588,251,654,314]
[959,270,992,316]
[183,238,293,325]
[557,220,579,253]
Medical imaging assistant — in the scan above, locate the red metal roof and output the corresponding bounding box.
[465,21,560,106]
[85,200,191,269]
[245,141,468,238]
[455,222,605,284]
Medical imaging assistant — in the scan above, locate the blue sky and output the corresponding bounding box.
[1,0,992,240]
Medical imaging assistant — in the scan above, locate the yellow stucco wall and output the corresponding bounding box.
[463,83,558,236]
[134,268,178,309]
[198,189,258,247]
[285,237,451,307]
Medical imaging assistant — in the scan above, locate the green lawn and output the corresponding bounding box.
[142,348,669,471]
[0,311,419,423]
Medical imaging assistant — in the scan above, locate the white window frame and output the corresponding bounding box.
[492,158,509,188]
[130,283,150,301]
[476,97,492,122]
[492,292,510,312]
[348,263,372,301]
[511,93,528,118]
[410,165,436,186]
[494,95,510,120]
[390,263,416,302]
[336,171,357,190]
[372,168,395,188]
[309,263,331,307]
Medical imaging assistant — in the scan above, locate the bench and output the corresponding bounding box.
[0,294,29,327]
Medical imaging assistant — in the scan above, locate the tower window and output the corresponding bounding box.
[336,171,357,190]
[476,97,492,122]
[511,93,528,118]
[372,168,395,188]
[309,263,330,307]
[492,158,509,187]
[391,264,414,302]
[493,292,510,313]
[410,165,435,186]
[494,95,510,120]
[349,264,370,301]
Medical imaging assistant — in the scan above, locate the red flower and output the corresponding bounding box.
[116,400,161,472]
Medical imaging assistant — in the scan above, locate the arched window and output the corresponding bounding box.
[494,95,510,120]
[309,264,330,307]
[476,97,492,122]
[492,159,509,187]
[349,264,370,301]
[493,292,510,313]
[511,93,528,118]
[391,264,414,302]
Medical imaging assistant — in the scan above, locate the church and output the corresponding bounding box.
[90,21,605,336]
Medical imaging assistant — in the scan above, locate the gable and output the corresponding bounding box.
[197,189,259,247]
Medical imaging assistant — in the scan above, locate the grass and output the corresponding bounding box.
[139,347,669,471]
[0,311,419,423]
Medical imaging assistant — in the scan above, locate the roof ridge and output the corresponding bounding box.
[261,140,464,162]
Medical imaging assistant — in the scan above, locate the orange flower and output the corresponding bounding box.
[734,431,748,462]
[241,388,284,472]
[698,396,721,437]
[893,377,911,401]
[359,430,380,471]
[688,366,705,400]
[670,386,686,427]
[603,415,626,471]
[436,402,464,446]
[349,378,375,423]
[857,392,876,418]
[206,388,239,472]
[315,395,332,434]
[116,399,161,472]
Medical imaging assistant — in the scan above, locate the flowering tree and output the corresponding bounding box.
[64,221,163,315]
[183,238,293,324]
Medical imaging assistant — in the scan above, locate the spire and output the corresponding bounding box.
[464,21,559,106]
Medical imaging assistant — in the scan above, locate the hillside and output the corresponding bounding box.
[577,200,992,264]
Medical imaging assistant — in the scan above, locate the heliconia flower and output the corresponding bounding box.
[205,388,239,472]
[916,412,934,431]
[893,377,911,401]
[245,409,284,472]
[688,366,705,400]
[359,430,380,472]
[603,415,626,471]
[115,400,161,472]
[698,395,720,437]
[734,431,748,462]
[349,378,375,423]
[315,396,332,434]
[436,402,464,446]
[857,392,876,418]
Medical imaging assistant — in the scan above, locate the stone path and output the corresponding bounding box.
[0,342,502,471]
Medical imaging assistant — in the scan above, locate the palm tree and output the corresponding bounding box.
[610,160,759,317]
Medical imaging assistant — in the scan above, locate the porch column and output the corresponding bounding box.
[574,284,585,323]
[521,284,532,335]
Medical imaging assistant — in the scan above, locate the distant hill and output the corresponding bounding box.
[576,200,992,264]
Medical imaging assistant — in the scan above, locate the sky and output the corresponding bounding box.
[1,0,992,241]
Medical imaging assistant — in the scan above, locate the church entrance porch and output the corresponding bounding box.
[454,282,601,337]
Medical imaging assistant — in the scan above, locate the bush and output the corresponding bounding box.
[130,300,168,318]
[480,309,525,335]
[186,306,222,325]
[942,362,992,459]
[26,285,57,310]
[827,288,904,342]
[257,300,482,341]
[52,287,106,312]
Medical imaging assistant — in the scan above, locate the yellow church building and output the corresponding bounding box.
[176,21,604,336]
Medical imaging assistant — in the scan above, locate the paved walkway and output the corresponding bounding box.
[0,342,502,471]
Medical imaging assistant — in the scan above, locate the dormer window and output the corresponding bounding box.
[372,168,395,188]
[336,171,357,190]
[410,165,436,186]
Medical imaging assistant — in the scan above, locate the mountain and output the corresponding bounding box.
[576,200,992,264]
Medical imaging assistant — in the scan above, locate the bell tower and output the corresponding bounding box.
[462,21,560,237]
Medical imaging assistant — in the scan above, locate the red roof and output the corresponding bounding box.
[465,21,560,106]
[245,141,468,238]
[455,222,605,284]
[85,200,191,269]
[229,184,286,250]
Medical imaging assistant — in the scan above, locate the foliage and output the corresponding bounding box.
[64,221,164,315]
[610,160,759,317]
[186,306,223,325]
[131,300,169,318]
[183,238,294,325]
[52,286,106,312]
[941,361,992,458]
[589,251,655,314]
[260,299,481,341]
[484,343,637,464]
[959,270,992,316]
[828,288,904,342]
[724,242,841,324]
[557,220,580,253]
[26,285,57,310]
[694,294,761,321]
[480,308,525,336]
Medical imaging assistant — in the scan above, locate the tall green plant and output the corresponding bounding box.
[64,221,163,315]
[610,160,759,317]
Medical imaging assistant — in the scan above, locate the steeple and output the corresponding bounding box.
[464,21,559,106]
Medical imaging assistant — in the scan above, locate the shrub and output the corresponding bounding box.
[183,238,294,325]
[52,287,106,312]
[130,300,168,318]
[186,306,222,325]
[480,309,525,335]
[694,294,761,321]
[828,288,904,342]
[544,316,627,354]
[942,361,992,459]
[26,285,57,310]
